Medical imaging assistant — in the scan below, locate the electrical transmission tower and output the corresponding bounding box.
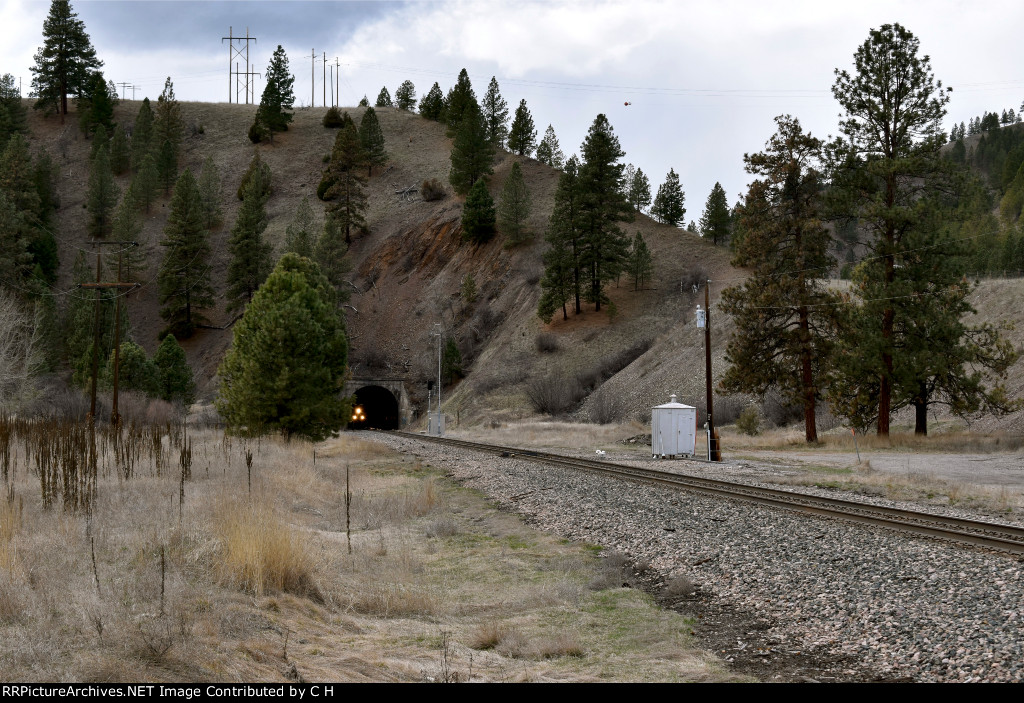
[222,27,258,104]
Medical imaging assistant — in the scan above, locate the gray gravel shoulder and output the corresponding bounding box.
[366,432,1024,683]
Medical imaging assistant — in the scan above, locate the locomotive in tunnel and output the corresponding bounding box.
[347,384,401,430]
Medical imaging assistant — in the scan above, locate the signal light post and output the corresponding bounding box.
[696,280,720,461]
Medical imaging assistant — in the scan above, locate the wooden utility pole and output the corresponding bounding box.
[311,48,316,107]
[334,58,340,107]
[80,242,140,424]
[703,281,720,461]
[323,51,327,108]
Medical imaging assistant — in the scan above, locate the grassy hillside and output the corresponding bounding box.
[26,100,1024,434]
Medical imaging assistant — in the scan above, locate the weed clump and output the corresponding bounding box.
[736,405,762,436]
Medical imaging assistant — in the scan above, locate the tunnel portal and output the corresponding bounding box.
[348,385,400,430]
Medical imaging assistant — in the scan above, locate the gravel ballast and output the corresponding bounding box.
[368,432,1024,683]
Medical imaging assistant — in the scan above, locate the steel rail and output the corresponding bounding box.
[393,432,1024,555]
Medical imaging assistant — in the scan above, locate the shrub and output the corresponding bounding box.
[421,178,446,202]
[736,405,762,435]
[322,106,344,128]
[535,332,559,353]
[680,264,710,297]
[588,393,622,425]
[525,375,585,415]
[247,121,268,144]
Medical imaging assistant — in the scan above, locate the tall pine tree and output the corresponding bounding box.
[252,45,295,142]
[359,106,387,176]
[30,0,102,119]
[158,169,213,338]
[481,77,509,148]
[651,169,686,226]
[698,182,730,244]
[226,177,273,313]
[448,100,494,195]
[395,80,416,111]
[498,161,531,247]
[324,121,368,244]
[507,99,537,157]
[536,124,565,170]
[538,156,583,321]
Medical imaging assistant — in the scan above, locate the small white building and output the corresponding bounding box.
[651,394,697,458]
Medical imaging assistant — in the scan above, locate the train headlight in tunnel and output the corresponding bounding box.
[352,406,366,422]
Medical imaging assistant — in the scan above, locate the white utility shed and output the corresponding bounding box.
[651,394,697,458]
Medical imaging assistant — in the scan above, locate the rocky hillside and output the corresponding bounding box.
[27,101,1024,433]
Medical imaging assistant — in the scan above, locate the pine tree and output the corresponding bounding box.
[226,177,273,313]
[130,98,154,172]
[109,191,147,282]
[197,156,223,229]
[314,217,352,302]
[324,121,367,244]
[237,151,272,201]
[0,192,33,287]
[358,95,369,108]
[30,0,102,119]
[538,156,584,319]
[375,86,392,108]
[108,124,129,175]
[128,152,158,213]
[77,70,114,136]
[217,254,349,440]
[158,169,213,338]
[153,78,182,193]
[627,232,653,291]
[481,77,509,148]
[395,80,416,111]
[578,115,631,312]
[284,196,318,259]
[86,143,118,238]
[461,178,496,244]
[444,69,476,136]
[442,337,462,384]
[152,333,195,405]
[720,116,839,443]
[419,82,445,121]
[628,168,652,213]
[498,161,531,247]
[253,45,295,142]
[536,125,565,170]
[0,74,28,147]
[359,106,387,176]
[105,341,160,398]
[698,182,730,244]
[651,168,686,227]
[829,23,956,436]
[448,100,494,195]
[507,99,537,157]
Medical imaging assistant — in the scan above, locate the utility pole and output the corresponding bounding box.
[243,63,261,104]
[222,26,257,104]
[697,281,720,461]
[323,52,327,108]
[310,48,316,107]
[80,243,140,423]
[116,82,132,101]
[334,58,340,107]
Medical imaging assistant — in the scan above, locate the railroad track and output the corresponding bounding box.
[394,431,1024,555]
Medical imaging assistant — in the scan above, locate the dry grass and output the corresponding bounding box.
[0,419,734,682]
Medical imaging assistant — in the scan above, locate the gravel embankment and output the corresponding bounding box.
[368,432,1024,683]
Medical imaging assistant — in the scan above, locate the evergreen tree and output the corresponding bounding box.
[628,167,652,213]
[444,69,476,136]
[105,341,160,398]
[442,337,462,384]
[698,182,730,244]
[538,156,584,319]
[128,152,158,213]
[0,74,28,147]
[284,196,318,259]
[158,169,213,338]
[253,45,295,142]
[77,70,114,136]
[498,160,531,247]
[536,124,565,170]
[651,168,686,226]
[0,136,43,285]
[577,115,631,312]
[720,116,839,443]
[359,106,387,176]
[395,80,416,111]
[130,98,154,172]
[324,121,368,244]
[0,192,33,287]
[226,177,273,313]
[448,100,494,195]
[153,78,182,191]
[86,143,118,238]
[153,333,195,405]
[627,231,653,291]
[217,254,349,440]
[481,77,509,148]
[419,82,445,121]
[30,0,102,118]
[828,23,956,436]
[237,151,272,201]
[108,124,129,175]
[314,217,352,302]
[197,156,223,229]
[358,95,369,107]
[109,191,147,282]
[507,99,537,157]
[375,86,392,108]
[461,178,496,244]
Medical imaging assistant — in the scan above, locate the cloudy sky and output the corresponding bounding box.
[4,0,1023,214]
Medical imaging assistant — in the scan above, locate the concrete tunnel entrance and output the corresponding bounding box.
[348,385,400,430]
